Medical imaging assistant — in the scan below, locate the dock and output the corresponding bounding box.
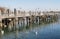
[0,8,59,32]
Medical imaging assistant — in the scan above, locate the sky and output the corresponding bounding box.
[0,0,60,11]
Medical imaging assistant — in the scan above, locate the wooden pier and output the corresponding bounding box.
[0,8,59,32]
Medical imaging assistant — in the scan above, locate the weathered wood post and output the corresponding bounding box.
[23,17,25,26]
[8,19,13,31]
[14,8,17,30]
[0,19,3,31]
[24,17,27,26]
[15,18,19,30]
[28,11,32,26]
[13,18,17,31]
[26,17,28,26]
[0,10,2,30]
[21,18,23,27]
[17,18,19,27]
[18,18,21,27]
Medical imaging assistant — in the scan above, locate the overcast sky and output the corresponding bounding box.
[0,0,60,11]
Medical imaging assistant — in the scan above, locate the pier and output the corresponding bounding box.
[0,7,59,32]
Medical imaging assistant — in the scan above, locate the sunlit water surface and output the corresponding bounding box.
[0,19,60,39]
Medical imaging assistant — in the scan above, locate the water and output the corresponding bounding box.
[0,19,60,39]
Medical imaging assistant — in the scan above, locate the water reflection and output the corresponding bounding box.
[0,19,60,39]
[14,30,19,39]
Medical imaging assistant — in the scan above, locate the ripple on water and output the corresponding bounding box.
[0,20,60,39]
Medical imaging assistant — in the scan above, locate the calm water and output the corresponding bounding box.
[0,19,60,39]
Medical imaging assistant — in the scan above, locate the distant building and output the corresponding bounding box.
[0,7,9,15]
[0,7,5,15]
[0,7,5,12]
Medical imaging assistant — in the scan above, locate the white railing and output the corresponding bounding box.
[0,12,58,19]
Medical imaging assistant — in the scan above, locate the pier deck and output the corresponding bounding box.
[0,10,59,32]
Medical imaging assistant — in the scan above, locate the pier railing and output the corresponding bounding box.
[0,11,59,19]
